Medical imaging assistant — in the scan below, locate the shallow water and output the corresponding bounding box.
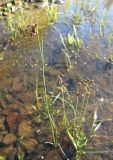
[0,0,113,159]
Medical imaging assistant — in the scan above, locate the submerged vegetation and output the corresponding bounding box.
[36,38,96,159]
[5,1,59,40]
[0,0,113,159]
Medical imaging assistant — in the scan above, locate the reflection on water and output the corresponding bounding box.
[104,0,113,9]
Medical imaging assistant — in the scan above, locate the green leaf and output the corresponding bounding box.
[67,129,77,149]
[94,121,102,132]
[0,156,4,160]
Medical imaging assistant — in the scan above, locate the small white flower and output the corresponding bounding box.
[99,97,104,102]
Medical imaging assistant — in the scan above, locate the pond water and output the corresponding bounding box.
[0,0,113,159]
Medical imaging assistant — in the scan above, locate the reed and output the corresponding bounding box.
[38,37,58,145]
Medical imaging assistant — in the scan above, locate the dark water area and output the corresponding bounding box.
[0,0,113,159]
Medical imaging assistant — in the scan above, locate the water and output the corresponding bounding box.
[0,0,113,159]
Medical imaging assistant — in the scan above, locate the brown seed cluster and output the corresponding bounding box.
[76,79,95,97]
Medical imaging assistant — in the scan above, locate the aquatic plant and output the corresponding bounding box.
[73,13,81,25]
[7,6,34,40]
[60,33,72,70]
[104,32,113,70]
[0,156,4,160]
[55,77,95,159]
[91,107,102,135]
[0,0,15,16]
[67,25,82,52]
[46,4,59,25]
[60,25,82,68]
[6,1,59,41]
[34,33,97,159]
[83,0,98,13]
[38,38,58,145]
[108,32,113,52]
[99,19,105,37]
[74,0,98,21]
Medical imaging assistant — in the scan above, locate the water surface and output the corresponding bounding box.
[0,0,113,159]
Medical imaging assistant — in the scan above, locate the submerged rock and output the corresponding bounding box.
[18,120,33,138]
[0,145,16,158]
[66,78,76,90]
[37,134,48,143]
[6,111,22,132]
[0,99,7,109]
[18,91,35,105]
[46,149,62,160]
[20,138,38,154]
[92,155,103,160]
[5,94,14,104]
[12,77,23,92]
[3,133,16,145]
[0,118,5,131]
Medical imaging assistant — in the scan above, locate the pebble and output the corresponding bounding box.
[3,133,16,145]
[21,138,38,154]
[18,120,33,138]
[0,118,4,130]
